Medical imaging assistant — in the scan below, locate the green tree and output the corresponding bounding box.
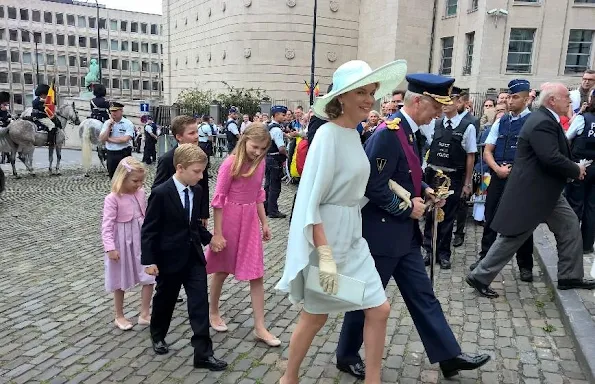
[175,88,214,115]
[216,82,265,117]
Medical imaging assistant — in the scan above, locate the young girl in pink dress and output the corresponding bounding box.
[102,157,155,330]
[206,124,280,346]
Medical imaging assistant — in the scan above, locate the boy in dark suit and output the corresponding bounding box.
[142,143,228,371]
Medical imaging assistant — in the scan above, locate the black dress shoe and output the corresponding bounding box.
[194,356,228,371]
[439,259,451,269]
[465,275,499,298]
[152,339,169,355]
[268,212,287,219]
[519,268,533,282]
[336,361,365,380]
[453,234,464,247]
[583,248,594,254]
[469,260,479,271]
[558,278,595,290]
[439,353,491,378]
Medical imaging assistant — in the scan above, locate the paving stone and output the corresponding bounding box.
[0,158,589,383]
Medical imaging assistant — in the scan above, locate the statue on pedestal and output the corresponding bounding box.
[84,59,100,90]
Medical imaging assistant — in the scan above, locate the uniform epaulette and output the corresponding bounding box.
[386,118,401,130]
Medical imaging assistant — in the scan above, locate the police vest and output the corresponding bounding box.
[571,112,595,161]
[428,118,468,170]
[224,120,238,146]
[493,113,530,164]
[144,123,157,144]
[267,122,286,161]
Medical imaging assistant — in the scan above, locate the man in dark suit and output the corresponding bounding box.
[142,144,227,371]
[467,82,595,298]
[336,74,489,380]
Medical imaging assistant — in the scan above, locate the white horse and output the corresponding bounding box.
[0,103,80,178]
[79,119,107,177]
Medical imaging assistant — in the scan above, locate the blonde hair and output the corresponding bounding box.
[174,143,207,169]
[111,156,146,194]
[231,123,271,177]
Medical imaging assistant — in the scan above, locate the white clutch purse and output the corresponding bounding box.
[305,266,366,306]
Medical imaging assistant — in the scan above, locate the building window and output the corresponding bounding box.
[9,30,17,41]
[121,21,128,32]
[506,28,536,73]
[122,79,130,89]
[33,32,41,43]
[89,17,96,29]
[10,51,19,62]
[0,72,7,83]
[101,78,108,87]
[45,33,53,44]
[70,76,78,86]
[21,31,31,43]
[22,52,31,64]
[20,8,28,20]
[47,54,55,65]
[110,19,118,31]
[470,0,479,11]
[121,41,129,51]
[131,22,138,33]
[80,57,88,67]
[141,23,148,34]
[151,44,158,54]
[141,43,149,53]
[79,36,87,47]
[574,0,595,3]
[112,78,120,88]
[13,94,23,105]
[57,34,65,45]
[57,55,66,66]
[69,56,77,67]
[99,18,106,29]
[100,39,108,50]
[32,10,40,22]
[0,29,4,41]
[36,53,44,65]
[463,32,475,75]
[121,60,129,70]
[440,36,454,75]
[565,30,593,74]
[78,15,86,27]
[44,11,52,23]
[100,58,108,69]
[90,37,97,48]
[141,61,149,71]
[132,80,139,90]
[151,24,158,35]
[111,39,119,51]
[12,73,20,83]
[0,7,4,18]
[152,81,159,91]
[24,73,33,85]
[8,7,16,19]
[56,13,64,25]
[143,80,149,90]
[67,14,75,26]
[112,59,119,69]
[445,0,457,16]
[131,61,140,71]
[68,35,76,47]
[132,42,139,52]
[58,75,66,86]
[0,50,6,62]
[151,62,159,72]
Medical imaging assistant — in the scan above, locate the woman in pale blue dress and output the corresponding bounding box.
[276,60,408,384]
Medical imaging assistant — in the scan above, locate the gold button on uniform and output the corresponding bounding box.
[381,218,386,222]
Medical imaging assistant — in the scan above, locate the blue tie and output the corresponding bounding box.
[183,188,190,224]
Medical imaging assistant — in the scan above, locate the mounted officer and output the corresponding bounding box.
[89,84,110,123]
[335,74,489,380]
[265,105,288,218]
[471,79,534,282]
[31,84,59,145]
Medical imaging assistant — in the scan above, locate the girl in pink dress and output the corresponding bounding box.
[206,124,280,346]
[101,157,155,331]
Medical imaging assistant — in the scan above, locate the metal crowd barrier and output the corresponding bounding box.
[157,134,230,159]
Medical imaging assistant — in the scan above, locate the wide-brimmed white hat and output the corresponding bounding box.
[312,59,408,119]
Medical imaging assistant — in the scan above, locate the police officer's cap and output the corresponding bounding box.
[0,91,10,104]
[93,84,107,98]
[507,79,531,94]
[109,102,124,111]
[450,86,464,98]
[201,114,210,120]
[35,84,50,97]
[229,106,239,113]
[271,105,288,115]
[405,73,454,105]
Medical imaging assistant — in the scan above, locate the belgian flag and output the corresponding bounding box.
[44,81,56,119]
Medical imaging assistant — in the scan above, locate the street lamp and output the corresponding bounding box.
[19,29,40,86]
[94,0,102,83]
[309,0,318,106]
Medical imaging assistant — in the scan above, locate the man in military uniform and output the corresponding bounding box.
[31,84,58,145]
[265,105,288,218]
[422,87,477,269]
[471,79,534,282]
[98,102,135,178]
[336,74,489,380]
[90,84,111,123]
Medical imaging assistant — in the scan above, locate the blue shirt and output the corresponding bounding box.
[485,108,531,145]
[101,117,135,151]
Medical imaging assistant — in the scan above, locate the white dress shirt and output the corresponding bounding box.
[424,114,477,153]
[485,108,531,146]
[172,175,193,221]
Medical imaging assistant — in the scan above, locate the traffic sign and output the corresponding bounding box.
[140,102,150,112]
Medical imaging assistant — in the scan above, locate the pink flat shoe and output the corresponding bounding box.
[114,318,133,331]
[209,318,228,332]
[253,331,281,347]
[138,316,151,326]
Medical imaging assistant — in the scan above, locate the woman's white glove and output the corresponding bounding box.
[317,245,338,295]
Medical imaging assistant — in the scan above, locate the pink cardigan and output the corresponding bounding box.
[101,188,146,252]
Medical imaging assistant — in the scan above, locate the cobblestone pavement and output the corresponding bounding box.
[0,160,590,383]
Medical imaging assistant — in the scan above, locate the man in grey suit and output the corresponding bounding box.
[466,83,595,298]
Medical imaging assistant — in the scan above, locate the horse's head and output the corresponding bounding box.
[59,103,80,125]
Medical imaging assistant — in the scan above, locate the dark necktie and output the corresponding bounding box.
[446,119,453,129]
[183,188,190,224]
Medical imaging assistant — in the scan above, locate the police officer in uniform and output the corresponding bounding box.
[98,102,135,178]
[566,92,595,253]
[198,114,215,178]
[265,105,288,218]
[142,115,158,164]
[471,79,534,282]
[336,74,489,380]
[224,107,240,153]
[90,84,110,123]
[422,87,477,269]
[31,84,58,145]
